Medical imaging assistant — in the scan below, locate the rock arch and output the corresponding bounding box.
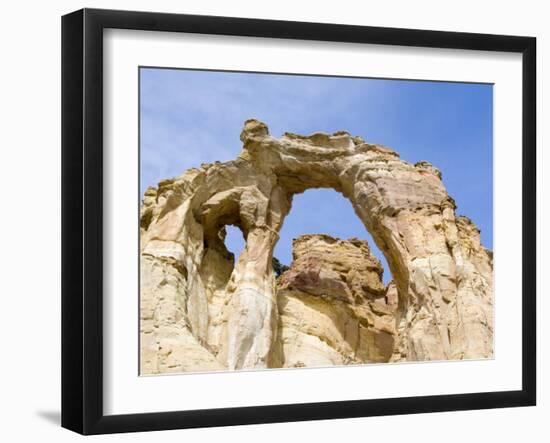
[140,120,493,374]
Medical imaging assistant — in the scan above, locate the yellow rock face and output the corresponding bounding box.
[139,119,493,374]
[274,234,397,368]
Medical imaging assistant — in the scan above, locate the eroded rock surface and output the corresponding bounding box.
[274,234,397,368]
[140,119,493,374]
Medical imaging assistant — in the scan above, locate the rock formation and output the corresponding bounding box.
[274,234,397,368]
[140,119,493,375]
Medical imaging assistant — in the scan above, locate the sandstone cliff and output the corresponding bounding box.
[274,234,397,368]
[139,119,493,374]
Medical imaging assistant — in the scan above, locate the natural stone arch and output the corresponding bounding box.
[140,119,493,374]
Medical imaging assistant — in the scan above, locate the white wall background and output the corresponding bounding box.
[0,1,546,441]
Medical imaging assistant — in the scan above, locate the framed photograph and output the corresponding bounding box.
[61,8,536,435]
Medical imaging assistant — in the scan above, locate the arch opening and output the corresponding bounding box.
[224,224,246,266]
[274,188,393,285]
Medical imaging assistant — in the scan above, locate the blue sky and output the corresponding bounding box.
[140,68,493,283]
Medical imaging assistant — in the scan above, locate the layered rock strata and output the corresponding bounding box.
[139,119,493,374]
[274,234,397,368]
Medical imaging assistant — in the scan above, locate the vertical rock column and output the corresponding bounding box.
[342,155,493,361]
[225,227,280,369]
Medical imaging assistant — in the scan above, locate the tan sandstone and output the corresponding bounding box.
[274,234,396,368]
[139,119,493,374]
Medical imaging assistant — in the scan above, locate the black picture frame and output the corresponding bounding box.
[61,8,537,435]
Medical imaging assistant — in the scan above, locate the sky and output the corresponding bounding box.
[140,68,493,283]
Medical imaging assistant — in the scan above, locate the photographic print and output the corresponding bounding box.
[139,68,493,375]
[62,10,536,433]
